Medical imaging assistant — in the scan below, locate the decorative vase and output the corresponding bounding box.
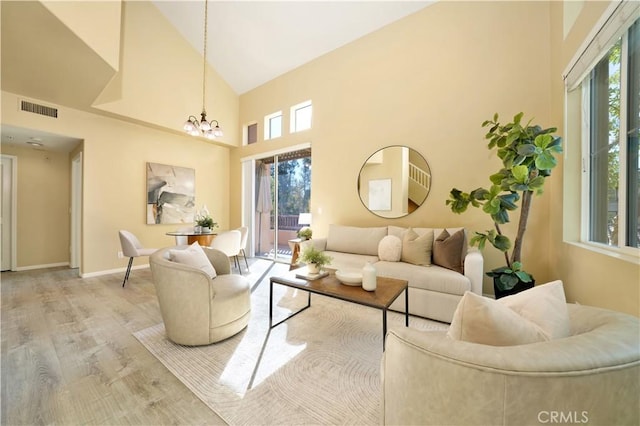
[307,263,320,274]
[202,227,211,233]
[194,225,202,234]
[362,262,377,291]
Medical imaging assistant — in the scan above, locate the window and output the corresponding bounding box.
[264,111,282,140]
[247,123,258,145]
[578,17,639,250]
[290,100,312,133]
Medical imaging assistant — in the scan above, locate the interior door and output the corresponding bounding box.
[1,156,14,271]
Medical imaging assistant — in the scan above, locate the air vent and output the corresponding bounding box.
[19,99,58,118]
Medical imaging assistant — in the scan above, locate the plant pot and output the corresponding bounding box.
[493,277,535,299]
[202,227,211,233]
[307,263,320,274]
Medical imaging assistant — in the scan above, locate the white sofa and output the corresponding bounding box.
[381,303,640,425]
[303,224,483,323]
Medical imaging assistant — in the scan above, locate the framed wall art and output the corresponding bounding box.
[146,162,195,224]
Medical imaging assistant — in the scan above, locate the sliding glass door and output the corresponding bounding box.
[254,148,311,263]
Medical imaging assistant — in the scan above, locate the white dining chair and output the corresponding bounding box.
[237,226,250,272]
[118,230,157,287]
[209,230,242,273]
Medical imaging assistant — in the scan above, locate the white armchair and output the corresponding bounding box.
[381,303,640,425]
[149,246,251,346]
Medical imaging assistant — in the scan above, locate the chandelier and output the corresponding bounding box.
[183,0,223,139]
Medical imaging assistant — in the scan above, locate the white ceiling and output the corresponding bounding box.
[0,1,433,152]
[153,0,433,94]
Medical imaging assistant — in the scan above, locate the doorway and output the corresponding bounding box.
[1,155,17,271]
[254,147,311,263]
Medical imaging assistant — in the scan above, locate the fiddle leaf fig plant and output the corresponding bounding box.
[447,112,562,291]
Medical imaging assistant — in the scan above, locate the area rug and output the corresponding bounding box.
[134,262,448,425]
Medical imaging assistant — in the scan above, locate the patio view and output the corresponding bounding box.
[255,147,311,263]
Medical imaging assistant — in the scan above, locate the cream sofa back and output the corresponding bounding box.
[325,224,387,256]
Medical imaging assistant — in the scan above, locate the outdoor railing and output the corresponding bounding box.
[270,214,301,231]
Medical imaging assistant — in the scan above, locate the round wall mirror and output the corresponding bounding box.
[357,146,431,219]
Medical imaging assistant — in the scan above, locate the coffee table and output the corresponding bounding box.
[269,269,409,350]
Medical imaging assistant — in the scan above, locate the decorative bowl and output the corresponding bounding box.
[335,270,362,286]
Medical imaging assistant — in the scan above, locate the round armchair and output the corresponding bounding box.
[149,246,251,346]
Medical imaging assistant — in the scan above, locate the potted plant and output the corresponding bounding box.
[297,226,313,240]
[298,245,332,274]
[446,112,562,298]
[196,216,216,232]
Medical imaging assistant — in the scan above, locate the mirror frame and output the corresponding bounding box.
[357,145,431,219]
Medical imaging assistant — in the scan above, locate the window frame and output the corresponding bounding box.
[290,100,312,133]
[264,111,283,140]
[577,18,639,257]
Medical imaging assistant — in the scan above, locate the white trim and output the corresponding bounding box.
[239,142,312,163]
[71,152,82,270]
[580,79,591,244]
[566,241,640,265]
[1,154,18,271]
[264,110,283,140]
[80,264,149,279]
[15,262,69,271]
[563,0,639,90]
[617,34,630,249]
[242,160,255,257]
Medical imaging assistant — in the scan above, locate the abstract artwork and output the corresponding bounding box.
[146,162,195,224]
[368,178,392,211]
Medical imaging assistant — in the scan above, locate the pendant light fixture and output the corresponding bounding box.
[183,0,223,140]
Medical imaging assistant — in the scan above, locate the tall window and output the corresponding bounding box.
[582,18,639,249]
[290,100,312,133]
[264,111,282,140]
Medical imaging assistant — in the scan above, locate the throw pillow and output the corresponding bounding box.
[169,242,217,279]
[432,229,465,274]
[401,228,433,266]
[498,280,570,340]
[447,291,548,346]
[378,235,402,262]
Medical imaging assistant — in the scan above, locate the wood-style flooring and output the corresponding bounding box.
[1,264,246,425]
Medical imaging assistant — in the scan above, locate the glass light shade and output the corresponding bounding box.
[204,130,216,139]
[184,120,197,132]
[199,119,212,131]
[189,128,200,137]
[213,126,223,137]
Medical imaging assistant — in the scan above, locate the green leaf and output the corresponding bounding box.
[517,144,536,156]
[493,235,511,251]
[515,271,533,282]
[493,112,499,122]
[499,193,519,210]
[513,112,524,124]
[535,152,557,170]
[511,165,529,183]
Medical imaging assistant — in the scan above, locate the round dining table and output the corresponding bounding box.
[165,231,217,246]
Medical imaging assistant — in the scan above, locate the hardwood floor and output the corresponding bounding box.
[1,265,237,425]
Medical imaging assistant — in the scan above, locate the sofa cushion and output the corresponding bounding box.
[375,261,471,296]
[432,229,465,274]
[388,225,434,240]
[326,224,388,256]
[446,281,571,346]
[401,228,433,266]
[169,242,217,279]
[499,280,570,340]
[447,291,548,346]
[378,235,402,262]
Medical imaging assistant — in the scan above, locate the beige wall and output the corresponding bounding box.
[234,1,555,295]
[548,0,640,316]
[0,144,70,268]
[2,91,231,275]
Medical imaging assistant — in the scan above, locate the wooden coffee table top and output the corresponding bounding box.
[270,268,408,310]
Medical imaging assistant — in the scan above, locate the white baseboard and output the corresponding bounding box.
[15,262,70,271]
[81,264,149,279]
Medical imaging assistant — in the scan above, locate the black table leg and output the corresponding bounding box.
[382,308,387,351]
[405,287,409,327]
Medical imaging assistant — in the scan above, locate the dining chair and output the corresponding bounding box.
[237,226,250,272]
[118,230,157,287]
[209,230,242,273]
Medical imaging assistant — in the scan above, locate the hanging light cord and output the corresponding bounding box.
[201,0,208,116]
